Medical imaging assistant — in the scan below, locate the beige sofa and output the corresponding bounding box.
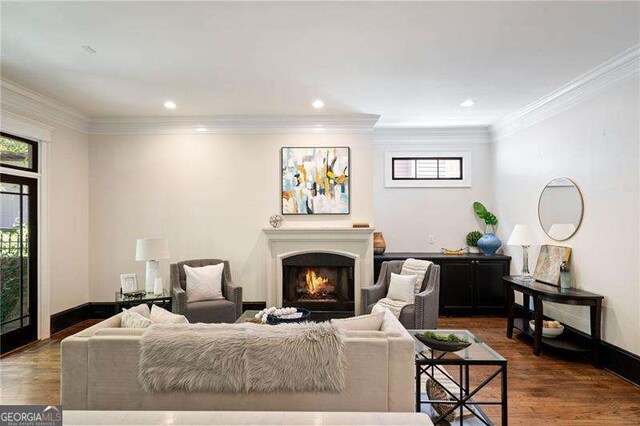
[61,310,415,412]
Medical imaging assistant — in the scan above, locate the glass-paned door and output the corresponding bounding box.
[1,173,38,354]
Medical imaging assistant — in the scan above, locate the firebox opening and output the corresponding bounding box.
[282,253,355,313]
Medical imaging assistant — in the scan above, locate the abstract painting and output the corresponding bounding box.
[533,245,572,285]
[281,147,350,215]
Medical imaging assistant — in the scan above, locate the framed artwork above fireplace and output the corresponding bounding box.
[281,146,350,215]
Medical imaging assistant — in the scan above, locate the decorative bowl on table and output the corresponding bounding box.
[414,331,472,352]
[256,307,310,325]
[529,320,564,338]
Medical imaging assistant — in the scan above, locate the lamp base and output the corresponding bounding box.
[145,260,160,293]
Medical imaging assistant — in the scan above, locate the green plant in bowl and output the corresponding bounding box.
[424,331,468,344]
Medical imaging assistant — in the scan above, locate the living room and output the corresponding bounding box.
[1,1,639,425]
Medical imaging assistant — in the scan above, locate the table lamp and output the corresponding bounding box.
[135,238,170,293]
[507,225,540,281]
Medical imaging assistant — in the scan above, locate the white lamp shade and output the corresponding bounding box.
[507,224,540,246]
[548,223,577,240]
[135,238,170,261]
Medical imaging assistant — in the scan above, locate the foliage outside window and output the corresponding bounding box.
[0,133,37,172]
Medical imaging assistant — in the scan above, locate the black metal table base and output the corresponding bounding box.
[415,351,508,425]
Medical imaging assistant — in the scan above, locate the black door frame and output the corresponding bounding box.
[1,173,38,354]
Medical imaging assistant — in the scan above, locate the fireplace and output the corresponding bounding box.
[282,253,355,313]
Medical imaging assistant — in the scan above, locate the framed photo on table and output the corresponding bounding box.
[120,273,139,294]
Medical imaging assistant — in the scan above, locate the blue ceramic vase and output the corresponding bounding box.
[477,226,502,255]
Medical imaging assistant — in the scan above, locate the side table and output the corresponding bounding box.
[114,290,172,315]
[411,329,508,425]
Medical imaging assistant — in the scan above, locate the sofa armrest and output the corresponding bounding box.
[361,284,386,313]
[224,281,243,320]
[61,336,88,409]
[171,284,187,315]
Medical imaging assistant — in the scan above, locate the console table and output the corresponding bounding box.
[503,276,604,366]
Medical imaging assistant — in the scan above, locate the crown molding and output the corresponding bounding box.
[491,44,640,140]
[1,79,90,133]
[373,126,491,145]
[89,114,381,135]
[0,110,55,143]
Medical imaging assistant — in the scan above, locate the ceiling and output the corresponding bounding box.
[1,1,638,126]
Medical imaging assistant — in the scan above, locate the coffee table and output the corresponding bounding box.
[410,329,508,425]
[235,310,260,323]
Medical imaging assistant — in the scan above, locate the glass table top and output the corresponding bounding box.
[409,329,506,363]
[115,290,170,302]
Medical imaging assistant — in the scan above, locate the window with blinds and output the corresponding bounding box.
[391,157,463,180]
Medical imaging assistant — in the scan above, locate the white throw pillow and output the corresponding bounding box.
[331,311,385,331]
[150,304,189,324]
[386,273,417,303]
[184,263,225,302]
[122,303,150,318]
[121,310,153,328]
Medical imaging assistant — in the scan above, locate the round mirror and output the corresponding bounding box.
[538,177,583,241]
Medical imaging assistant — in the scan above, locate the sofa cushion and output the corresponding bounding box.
[121,310,153,328]
[331,311,385,331]
[151,305,189,324]
[122,303,150,318]
[186,299,236,323]
[184,263,225,302]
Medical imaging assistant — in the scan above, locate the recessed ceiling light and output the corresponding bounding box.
[195,127,208,132]
[81,45,96,54]
[460,99,476,107]
[163,100,177,109]
[312,99,325,109]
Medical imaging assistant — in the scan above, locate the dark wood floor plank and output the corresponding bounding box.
[0,317,638,425]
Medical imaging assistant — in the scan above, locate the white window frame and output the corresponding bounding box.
[385,149,471,188]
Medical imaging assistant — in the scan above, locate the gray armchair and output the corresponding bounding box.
[170,259,242,323]
[361,260,440,329]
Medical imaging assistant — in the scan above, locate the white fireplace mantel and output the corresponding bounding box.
[262,226,375,315]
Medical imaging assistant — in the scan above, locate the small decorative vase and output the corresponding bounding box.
[373,232,386,255]
[468,246,481,254]
[477,225,502,255]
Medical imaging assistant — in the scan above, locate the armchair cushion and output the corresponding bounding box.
[387,273,417,303]
[186,299,236,324]
[184,263,224,302]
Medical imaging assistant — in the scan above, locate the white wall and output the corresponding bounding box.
[374,142,494,251]
[49,124,90,313]
[89,132,374,302]
[493,76,640,355]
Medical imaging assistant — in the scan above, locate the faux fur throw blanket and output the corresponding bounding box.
[138,322,346,394]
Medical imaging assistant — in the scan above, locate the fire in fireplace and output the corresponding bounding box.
[282,253,354,313]
[299,268,336,301]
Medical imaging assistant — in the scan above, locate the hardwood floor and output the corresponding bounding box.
[1,317,639,425]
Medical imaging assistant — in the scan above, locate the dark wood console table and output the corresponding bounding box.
[503,276,604,366]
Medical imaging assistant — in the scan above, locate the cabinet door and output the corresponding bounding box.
[441,262,474,314]
[475,261,507,312]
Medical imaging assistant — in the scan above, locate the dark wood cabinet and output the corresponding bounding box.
[373,252,511,316]
[441,261,474,314]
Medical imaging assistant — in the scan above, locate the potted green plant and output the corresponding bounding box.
[472,201,502,255]
[465,230,483,254]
